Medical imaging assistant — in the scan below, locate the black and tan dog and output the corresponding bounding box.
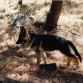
[16,26,82,67]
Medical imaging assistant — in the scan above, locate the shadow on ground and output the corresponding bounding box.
[36,68,83,83]
[0,45,83,83]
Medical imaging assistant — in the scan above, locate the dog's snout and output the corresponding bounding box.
[16,41,19,44]
[16,39,21,44]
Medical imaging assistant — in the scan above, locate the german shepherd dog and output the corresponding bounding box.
[16,26,82,67]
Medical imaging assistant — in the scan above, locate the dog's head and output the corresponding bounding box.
[16,26,28,46]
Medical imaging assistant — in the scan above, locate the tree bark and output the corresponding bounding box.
[18,0,22,10]
[44,1,63,32]
[18,0,22,6]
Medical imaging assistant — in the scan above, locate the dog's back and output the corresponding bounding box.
[29,33,67,51]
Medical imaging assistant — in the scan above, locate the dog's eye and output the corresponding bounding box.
[21,34,25,38]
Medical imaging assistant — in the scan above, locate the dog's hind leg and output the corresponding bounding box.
[66,55,79,67]
[72,56,79,68]
[60,47,79,67]
[66,57,72,66]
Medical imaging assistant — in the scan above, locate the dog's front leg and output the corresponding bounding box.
[40,52,47,64]
[35,51,47,64]
[36,51,42,64]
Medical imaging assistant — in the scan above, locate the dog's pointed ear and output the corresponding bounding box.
[20,26,26,33]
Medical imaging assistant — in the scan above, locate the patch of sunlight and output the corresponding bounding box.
[7,73,29,81]
[7,73,17,78]
[0,30,5,35]
[14,64,30,73]
[7,73,21,80]
[0,39,15,46]
[36,5,50,20]
[6,60,20,68]
[58,14,83,29]
[21,74,29,81]
[79,61,83,72]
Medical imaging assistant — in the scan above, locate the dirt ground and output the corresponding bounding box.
[0,27,83,83]
[0,1,83,83]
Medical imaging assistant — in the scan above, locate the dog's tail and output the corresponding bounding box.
[67,40,82,62]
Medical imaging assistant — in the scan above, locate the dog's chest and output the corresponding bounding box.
[28,37,39,51]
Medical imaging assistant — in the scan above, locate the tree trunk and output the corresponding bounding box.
[18,0,22,10]
[18,0,22,6]
[44,1,63,32]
